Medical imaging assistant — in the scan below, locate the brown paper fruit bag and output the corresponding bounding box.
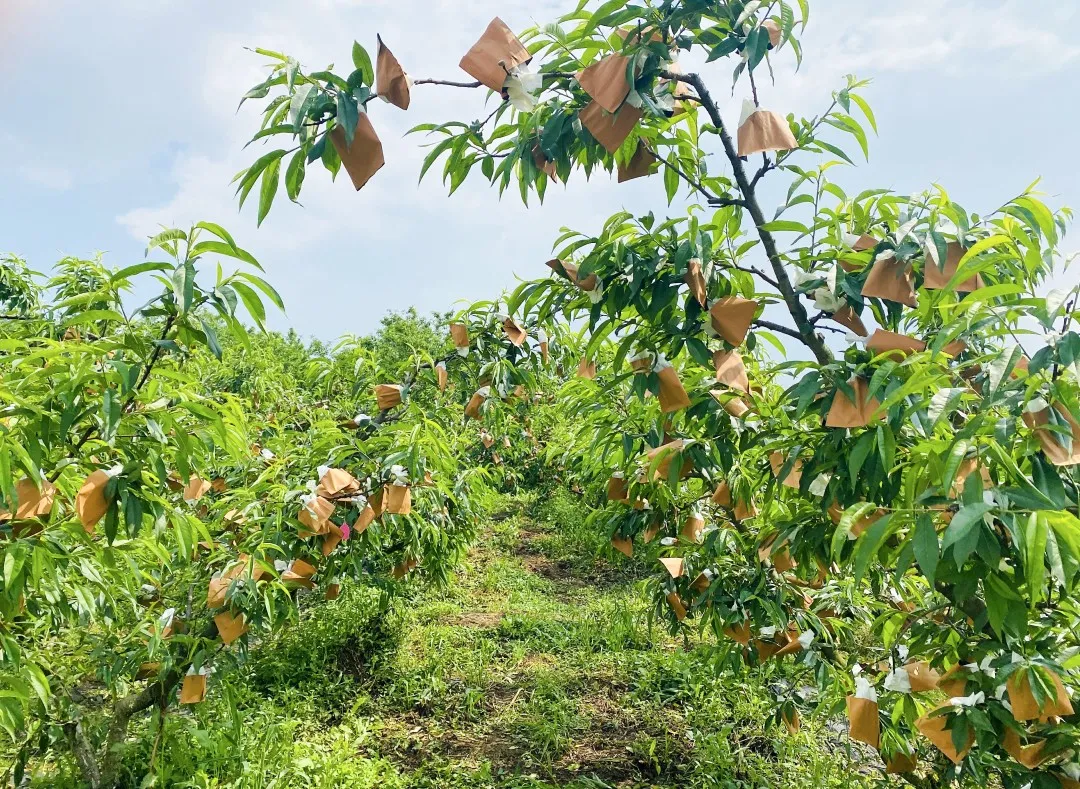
[465,389,487,420]
[709,297,758,346]
[325,583,341,601]
[282,558,317,588]
[685,258,708,307]
[723,620,752,645]
[214,611,247,645]
[925,242,983,292]
[436,362,448,392]
[503,317,527,347]
[867,329,926,359]
[861,255,918,308]
[1008,668,1074,721]
[681,513,705,544]
[330,114,385,191]
[391,557,417,579]
[826,377,883,429]
[647,440,691,481]
[0,478,57,524]
[376,34,410,110]
[577,358,597,379]
[846,696,881,749]
[76,469,112,532]
[532,144,558,180]
[607,474,629,502]
[459,17,531,93]
[354,504,377,535]
[666,592,687,621]
[546,258,598,291]
[915,707,972,764]
[769,451,803,488]
[450,322,469,351]
[316,468,360,498]
[580,101,641,154]
[711,481,732,508]
[884,749,918,775]
[207,576,230,608]
[839,233,878,272]
[384,484,412,516]
[713,392,750,418]
[184,479,211,502]
[611,535,633,558]
[1023,405,1080,466]
[659,557,685,578]
[298,496,335,537]
[737,103,798,157]
[618,139,657,183]
[180,674,207,705]
[734,498,759,523]
[1002,729,1049,769]
[713,350,748,392]
[691,571,712,594]
[657,366,691,413]
[830,305,868,337]
[321,522,344,557]
[374,383,403,410]
[904,661,942,693]
[577,54,632,113]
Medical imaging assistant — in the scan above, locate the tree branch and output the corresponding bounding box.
[684,72,833,365]
[753,319,803,340]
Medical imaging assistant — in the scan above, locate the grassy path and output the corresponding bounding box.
[128,490,878,788]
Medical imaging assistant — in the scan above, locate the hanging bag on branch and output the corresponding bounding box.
[617,140,658,183]
[330,114,385,192]
[736,99,797,157]
[655,355,691,413]
[374,384,403,410]
[709,297,758,346]
[861,253,918,308]
[450,323,470,356]
[924,241,984,292]
[846,677,880,749]
[580,101,641,154]
[459,17,531,93]
[577,53,632,113]
[376,35,411,110]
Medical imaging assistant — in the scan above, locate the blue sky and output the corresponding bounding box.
[1,0,1077,342]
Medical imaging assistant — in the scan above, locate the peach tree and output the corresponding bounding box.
[235,0,1080,785]
[0,227,554,785]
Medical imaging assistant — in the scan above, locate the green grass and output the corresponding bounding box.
[37,489,881,788]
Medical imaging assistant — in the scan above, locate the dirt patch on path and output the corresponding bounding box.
[441,611,505,628]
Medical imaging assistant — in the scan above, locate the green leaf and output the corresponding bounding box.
[352,41,374,86]
[912,515,939,584]
[744,27,768,71]
[285,149,306,203]
[1024,513,1048,607]
[853,513,895,582]
[289,83,316,130]
[110,261,172,283]
[257,158,281,227]
[942,503,992,567]
[145,228,186,257]
[189,241,261,270]
[336,92,360,147]
[199,318,223,360]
